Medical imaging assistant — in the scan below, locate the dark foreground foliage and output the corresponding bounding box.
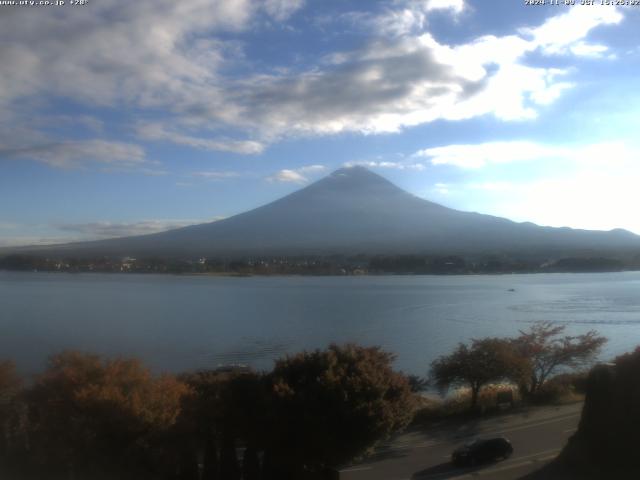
[559,348,640,475]
[523,348,640,479]
[0,344,414,480]
[265,344,415,476]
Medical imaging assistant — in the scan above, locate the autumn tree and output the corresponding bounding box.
[512,322,606,396]
[264,343,415,478]
[430,338,527,409]
[26,351,191,479]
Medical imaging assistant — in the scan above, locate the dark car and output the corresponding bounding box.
[451,437,513,466]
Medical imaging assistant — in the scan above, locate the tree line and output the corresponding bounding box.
[0,323,606,479]
[0,345,414,480]
[2,253,638,275]
[430,322,606,409]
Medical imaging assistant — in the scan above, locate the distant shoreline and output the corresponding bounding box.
[2,268,639,277]
[2,251,638,276]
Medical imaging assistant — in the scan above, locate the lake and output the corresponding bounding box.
[1,271,640,376]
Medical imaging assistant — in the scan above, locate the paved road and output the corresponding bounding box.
[340,403,583,480]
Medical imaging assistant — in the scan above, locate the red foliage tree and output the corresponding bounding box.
[430,338,527,409]
[512,322,606,396]
[26,351,191,479]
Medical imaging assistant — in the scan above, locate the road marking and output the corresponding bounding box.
[339,466,372,473]
[563,427,577,433]
[384,413,580,454]
[393,440,438,449]
[505,448,561,463]
[534,453,559,462]
[418,448,562,480]
[475,453,558,475]
[478,413,580,438]
[341,409,579,476]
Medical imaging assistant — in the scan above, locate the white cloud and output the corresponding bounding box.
[136,123,265,155]
[0,1,253,107]
[569,41,610,58]
[228,6,622,137]
[2,140,148,169]
[344,160,426,170]
[415,141,562,168]
[266,164,326,183]
[368,0,465,36]
[267,169,308,184]
[0,0,269,161]
[521,5,623,56]
[370,7,427,37]
[424,0,465,14]
[415,140,636,169]
[263,0,305,21]
[0,0,624,159]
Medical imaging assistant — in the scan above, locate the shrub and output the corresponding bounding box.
[530,372,587,404]
[25,351,191,479]
[265,344,415,475]
[411,383,520,425]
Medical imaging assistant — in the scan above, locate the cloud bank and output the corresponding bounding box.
[55,219,222,239]
[0,1,624,169]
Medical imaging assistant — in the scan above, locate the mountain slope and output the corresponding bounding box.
[10,166,640,258]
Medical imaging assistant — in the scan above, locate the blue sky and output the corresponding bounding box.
[1,0,640,246]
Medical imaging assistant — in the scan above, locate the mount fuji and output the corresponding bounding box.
[9,166,640,258]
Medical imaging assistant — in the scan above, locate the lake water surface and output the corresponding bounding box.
[1,271,640,376]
